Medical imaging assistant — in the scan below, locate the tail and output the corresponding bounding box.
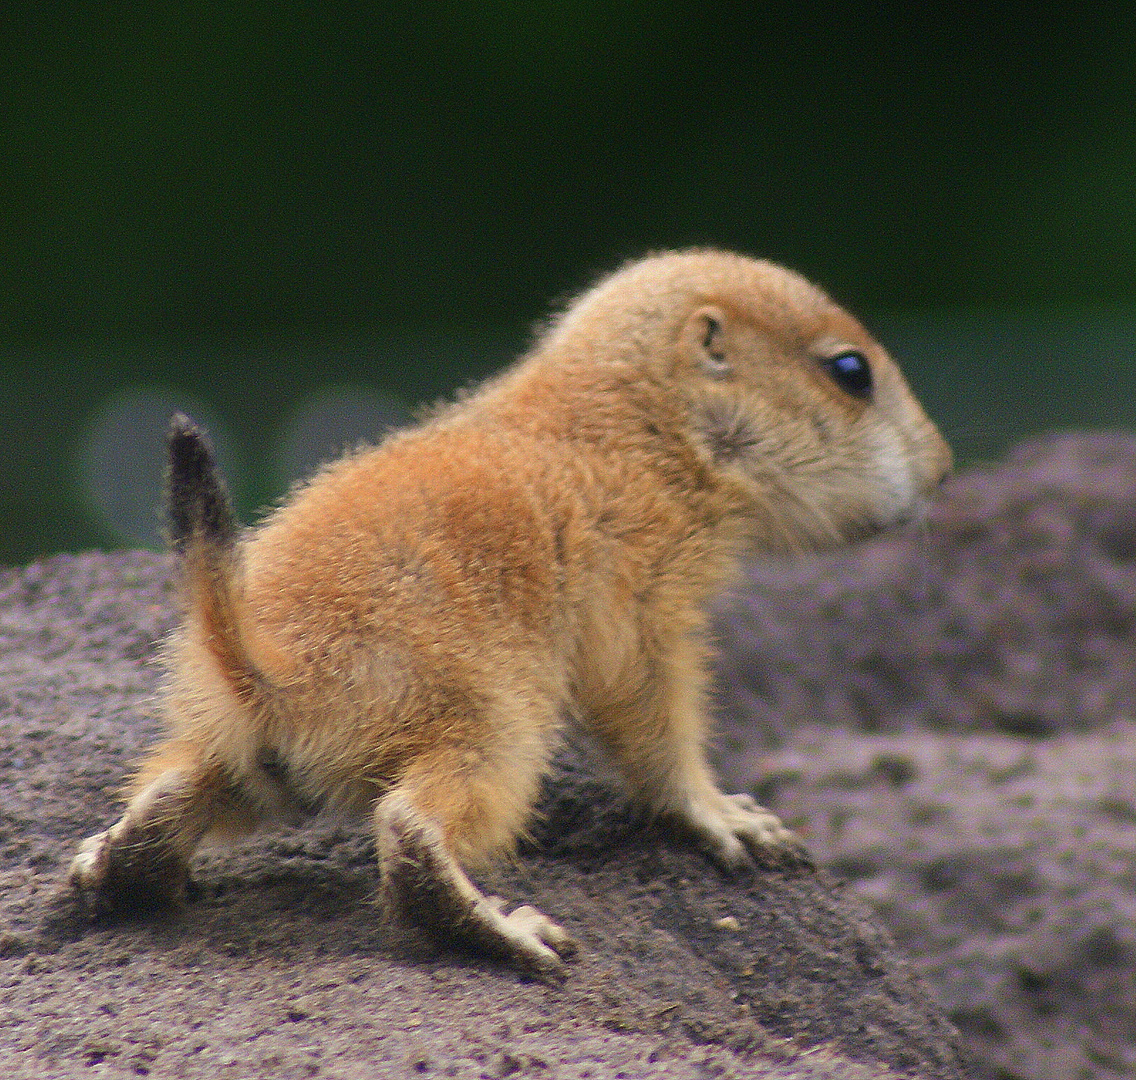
[165,414,260,695]
[166,413,237,556]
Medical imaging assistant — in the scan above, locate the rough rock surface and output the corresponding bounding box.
[5,429,1134,1078]
[0,554,963,1079]
[714,432,1136,1080]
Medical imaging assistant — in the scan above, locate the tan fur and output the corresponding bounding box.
[70,249,951,974]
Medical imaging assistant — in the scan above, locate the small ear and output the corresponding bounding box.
[683,305,732,377]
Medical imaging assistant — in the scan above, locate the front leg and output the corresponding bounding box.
[587,632,810,870]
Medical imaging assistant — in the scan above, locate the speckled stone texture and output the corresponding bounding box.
[0,550,963,1079]
[714,432,1136,1080]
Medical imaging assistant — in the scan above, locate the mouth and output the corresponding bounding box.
[884,489,936,529]
[890,498,927,527]
[845,492,932,543]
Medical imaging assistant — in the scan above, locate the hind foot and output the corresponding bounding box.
[377,793,576,977]
[69,819,191,916]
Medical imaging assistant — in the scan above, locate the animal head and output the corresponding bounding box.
[547,249,953,549]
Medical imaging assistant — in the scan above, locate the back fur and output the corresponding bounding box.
[70,249,951,975]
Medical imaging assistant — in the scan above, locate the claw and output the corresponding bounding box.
[677,789,813,874]
[475,896,575,976]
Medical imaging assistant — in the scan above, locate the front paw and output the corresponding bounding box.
[679,791,812,872]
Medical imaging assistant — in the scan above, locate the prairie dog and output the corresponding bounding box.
[70,250,951,975]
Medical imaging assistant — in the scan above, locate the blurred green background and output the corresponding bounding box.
[5,6,1136,563]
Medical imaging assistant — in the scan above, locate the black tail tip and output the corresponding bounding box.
[167,412,209,458]
[168,411,199,438]
[165,412,234,551]
[166,413,216,487]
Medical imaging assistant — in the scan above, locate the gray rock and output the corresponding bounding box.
[0,549,963,1078]
[715,432,1136,1080]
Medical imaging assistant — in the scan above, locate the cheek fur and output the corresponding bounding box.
[865,425,919,522]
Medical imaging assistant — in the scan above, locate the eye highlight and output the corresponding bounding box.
[821,350,873,401]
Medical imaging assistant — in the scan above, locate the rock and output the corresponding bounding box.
[715,432,1136,1080]
[0,550,964,1078]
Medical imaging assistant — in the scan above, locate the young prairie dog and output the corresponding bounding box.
[70,249,951,975]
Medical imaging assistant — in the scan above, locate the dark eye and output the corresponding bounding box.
[822,350,873,400]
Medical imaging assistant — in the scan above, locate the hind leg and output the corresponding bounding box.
[374,732,575,976]
[70,739,257,915]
